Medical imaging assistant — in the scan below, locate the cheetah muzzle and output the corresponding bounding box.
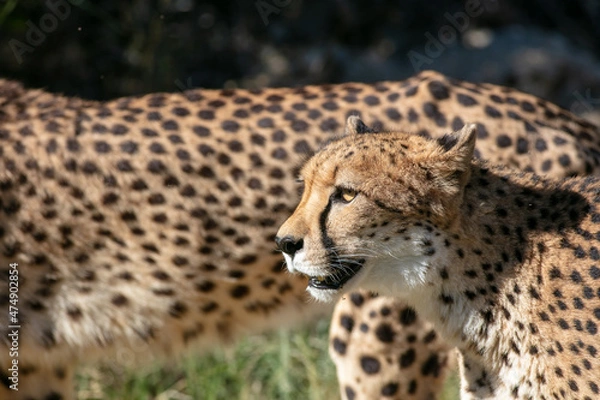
[276,235,366,292]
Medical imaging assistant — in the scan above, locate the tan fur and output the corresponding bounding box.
[0,71,599,399]
[278,119,600,399]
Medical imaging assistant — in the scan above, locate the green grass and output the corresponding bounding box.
[77,319,459,399]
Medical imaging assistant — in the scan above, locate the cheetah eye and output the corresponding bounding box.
[336,187,358,203]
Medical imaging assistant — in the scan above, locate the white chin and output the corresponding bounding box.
[306,286,342,303]
[305,270,365,303]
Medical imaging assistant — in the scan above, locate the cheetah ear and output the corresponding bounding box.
[436,123,477,166]
[427,124,477,190]
[344,116,373,136]
[420,124,477,216]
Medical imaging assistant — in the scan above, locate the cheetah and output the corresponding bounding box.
[327,76,600,400]
[0,71,598,400]
[277,116,600,399]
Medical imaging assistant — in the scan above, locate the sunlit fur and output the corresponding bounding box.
[277,118,600,399]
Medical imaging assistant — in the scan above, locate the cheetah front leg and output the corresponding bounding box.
[330,290,455,400]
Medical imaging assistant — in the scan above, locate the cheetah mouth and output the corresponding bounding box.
[307,259,365,290]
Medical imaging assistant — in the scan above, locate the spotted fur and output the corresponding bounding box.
[0,71,598,399]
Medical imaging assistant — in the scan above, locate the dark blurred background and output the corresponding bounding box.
[1,0,599,118]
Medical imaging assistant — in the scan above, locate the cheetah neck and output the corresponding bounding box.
[377,165,585,398]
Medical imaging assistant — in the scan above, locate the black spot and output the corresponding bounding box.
[484,105,502,118]
[363,95,380,106]
[271,148,288,160]
[199,166,215,178]
[452,116,465,131]
[169,301,188,318]
[149,142,166,154]
[477,124,490,139]
[428,80,450,100]
[568,380,579,392]
[319,117,339,132]
[321,100,338,110]
[146,111,161,121]
[111,294,129,306]
[399,307,417,326]
[407,108,419,123]
[257,117,274,128]
[345,386,356,400]
[340,315,354,332]
[554,136,567,146]
[587,320,598,335]
[119,140,138,154]
[102,192,119,205]
[239,254,257,264]
[521,100,535,112]
[421,354,442,376]
[440,293,454,304]
[94,141,111,153]
[360,356,381,374]
[422,102,447,127]
[66,306,83,320]
[350,292,364,307]
[559,154,571,167]
[385,108,402,121]
[148,193,166,205]
[193,125,210,137]
[231,285,250,298]
[147,160,166,174]
[112,123,129,135]
[535,138,547,152]
[152,270,170,280]
[291,119,309,132]
[381,382,399,396]
[196,281,215,292]
[549,266,562,279]
[375,323,395,343]
[516,138,529,154]
[120,211,137,222]
[180,184,196,197]
[332,337,347,355]
[405,86,418,97]
[399,348,416,368]
[496,134,512,148]
[170,107,189,117]
[198,109,215,120]
[457,93,477,106]
[222,120,240,132]
[162,120,179,131]
[408,379,417,394]
[293,140,311,154]
[116,160,133,172]
[201,301,218,313]
[489,94,503,103]
[439,268,449,279]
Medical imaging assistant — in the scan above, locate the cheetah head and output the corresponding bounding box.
[276,117,477,302]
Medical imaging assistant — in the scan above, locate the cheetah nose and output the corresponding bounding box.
[275,236,304,257]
